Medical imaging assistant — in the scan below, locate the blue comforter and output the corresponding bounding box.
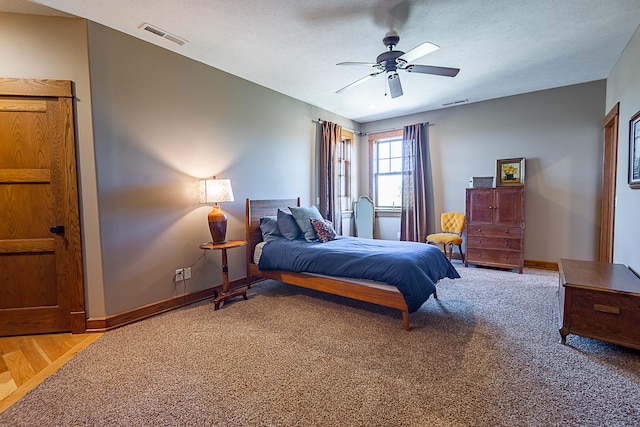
[258,236,460,312]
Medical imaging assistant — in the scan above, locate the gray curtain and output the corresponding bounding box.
[319,121,343,234]
[400,123,429,242]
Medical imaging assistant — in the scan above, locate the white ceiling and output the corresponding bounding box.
[4,0,640,123]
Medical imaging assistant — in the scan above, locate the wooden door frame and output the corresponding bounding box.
[599,103,619,263]
[0,78,86,333]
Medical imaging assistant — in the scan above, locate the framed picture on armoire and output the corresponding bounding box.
[496,157,525,187]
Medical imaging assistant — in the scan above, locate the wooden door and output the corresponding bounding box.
[0,78,85,336]
[494,188,524,226]
[466,188,493,225]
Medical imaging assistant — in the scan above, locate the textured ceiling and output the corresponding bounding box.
[6,0,640,123]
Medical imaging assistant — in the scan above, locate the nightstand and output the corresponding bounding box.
[200,240,248,310]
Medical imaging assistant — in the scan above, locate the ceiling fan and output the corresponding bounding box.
[336,30,460,98]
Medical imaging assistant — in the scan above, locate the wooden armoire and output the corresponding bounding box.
[465,187,525,273]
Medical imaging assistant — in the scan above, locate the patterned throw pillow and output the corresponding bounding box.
[310,218,337,243]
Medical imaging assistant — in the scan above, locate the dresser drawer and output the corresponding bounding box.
[466,225,522,238]
[466,248,522,266]
[466,235,522,251]
[567,288,640,345]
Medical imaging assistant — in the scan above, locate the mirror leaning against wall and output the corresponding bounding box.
[354,196,375,239]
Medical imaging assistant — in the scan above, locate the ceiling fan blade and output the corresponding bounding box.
[388,72,403,98]
[405,64,460,77]
[336,72,383,94]
[398,42,440,64]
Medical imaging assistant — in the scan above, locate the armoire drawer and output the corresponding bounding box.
[466,235,522,251]
[466,225,522,238]
[466,248,522,266]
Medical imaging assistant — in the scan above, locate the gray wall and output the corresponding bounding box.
[606,24,640,274]
[360,81,607,263]
[86,23,357,316]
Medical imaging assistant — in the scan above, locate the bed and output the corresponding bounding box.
[245,198,460,331]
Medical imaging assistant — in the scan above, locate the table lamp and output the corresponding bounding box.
[199,177,234,244]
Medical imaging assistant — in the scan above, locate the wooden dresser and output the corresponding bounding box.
[558,258,640,350]
[465,187,525,273]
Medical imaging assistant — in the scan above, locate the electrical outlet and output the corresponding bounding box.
[184,267,191,279]
[175,268,184,281]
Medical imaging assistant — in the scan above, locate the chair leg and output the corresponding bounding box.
[458,244,465,263]
[442,244,450,260]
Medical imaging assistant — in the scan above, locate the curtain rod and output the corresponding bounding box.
[315,118,432,136]
[358,122,433,136]
[313,118,356,135]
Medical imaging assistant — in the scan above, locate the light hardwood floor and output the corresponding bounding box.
[0,332,102,414]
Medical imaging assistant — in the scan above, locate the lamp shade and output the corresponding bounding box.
[199,178,234,244]
[199,178,234,204]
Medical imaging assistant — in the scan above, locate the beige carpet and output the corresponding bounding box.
[2,264,639,426]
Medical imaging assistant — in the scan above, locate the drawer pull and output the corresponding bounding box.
[593,304,620,315]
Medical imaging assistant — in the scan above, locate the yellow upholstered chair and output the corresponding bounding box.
[427,212,466,262]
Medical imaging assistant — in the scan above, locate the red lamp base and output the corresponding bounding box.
[208,205,228,244]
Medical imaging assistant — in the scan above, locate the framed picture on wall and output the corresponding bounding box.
[629,110,640,189]
[496,157,525,186]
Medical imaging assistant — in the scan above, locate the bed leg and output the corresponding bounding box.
[402,311,410,331]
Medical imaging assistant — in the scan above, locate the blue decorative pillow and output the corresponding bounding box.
[277,209,302,240]
[310,218,337,243]
[289,205,324,242]
[259,216,283,243]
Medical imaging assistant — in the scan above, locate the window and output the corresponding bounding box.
[339,130,354,211]
[369,130,403,209]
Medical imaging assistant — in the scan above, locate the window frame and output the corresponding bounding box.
[339,129,354,212]
[368,130,403,210]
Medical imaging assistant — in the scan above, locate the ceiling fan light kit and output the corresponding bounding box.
[387,72,403,98]
[336,30,460,99]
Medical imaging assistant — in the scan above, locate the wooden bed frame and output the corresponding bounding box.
[245,198,418,331]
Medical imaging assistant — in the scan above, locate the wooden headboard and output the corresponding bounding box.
[245,198,300,267]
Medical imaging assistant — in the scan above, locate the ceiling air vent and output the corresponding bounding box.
[139,22,187,46]
[442,98,469,107]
